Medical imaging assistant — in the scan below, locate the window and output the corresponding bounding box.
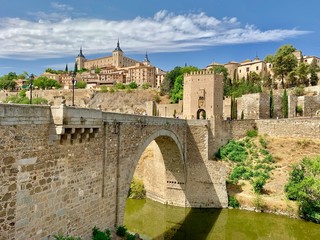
[256,66,259,71]
[246,67,249,72]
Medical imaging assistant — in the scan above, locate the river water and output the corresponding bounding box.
[124,198,320,240]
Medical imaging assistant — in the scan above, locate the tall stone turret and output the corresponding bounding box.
[183,71,223,120]
[112,40,124,68]
[76,47,86,70]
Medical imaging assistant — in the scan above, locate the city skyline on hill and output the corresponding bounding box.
[0,0,319,76]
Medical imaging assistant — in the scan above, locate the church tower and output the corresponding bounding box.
[112,40,124,68]
[76,47,86,70]
[143,51,151,66]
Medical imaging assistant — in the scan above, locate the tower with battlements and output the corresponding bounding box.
[183,71,223,120]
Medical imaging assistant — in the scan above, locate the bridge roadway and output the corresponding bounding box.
[0,104,227,240]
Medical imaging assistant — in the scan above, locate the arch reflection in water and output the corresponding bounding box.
[124,198,320,240]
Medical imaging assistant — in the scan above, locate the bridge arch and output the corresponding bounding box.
[117,128,187,224]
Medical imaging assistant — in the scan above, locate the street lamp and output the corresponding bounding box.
[29,74,34,104]
[71,71,76,106]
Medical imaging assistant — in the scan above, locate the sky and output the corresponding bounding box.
[0,0,319,76]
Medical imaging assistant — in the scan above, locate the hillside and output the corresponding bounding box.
[226,136,320,217]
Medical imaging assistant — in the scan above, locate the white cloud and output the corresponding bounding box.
[0,11,310,60]
[51,2,73,11]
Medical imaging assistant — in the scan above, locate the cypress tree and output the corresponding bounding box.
[270,89,274,118]
[282,89,288,118]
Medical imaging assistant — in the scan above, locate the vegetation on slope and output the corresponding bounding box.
[285,156,320,223]
[216,130,274,194]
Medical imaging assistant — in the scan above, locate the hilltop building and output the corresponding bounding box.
[75,41,166,88]
[207,50,320,86]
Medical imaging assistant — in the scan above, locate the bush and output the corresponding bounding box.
[246,129,258,138]
[92,226,111,240]
[259,136,268,148]
[75,80,87,89]
[219,140,247,163]
[229,166,247,183]
[142,83,151,89]
[100,86,108,93]
[128,178,146,199]
[285,157,320,223]
[126,233,136,240]
[228,196,240,208]
[115,83,125,89]
[128,82,138,89]
[251,176,267,193]
[116,225,127,237]
[296,105,303,115]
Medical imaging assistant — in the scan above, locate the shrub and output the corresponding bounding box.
[92,226,111,240]
[115,83,125,89]
[296,105,303,115]
[219,140,247,163]
[128,178,146,199]
[259,136,268,148]
[116,225,127,237]
[100,86,108,92]
[251,176,267,193]
[126,233,136,240]
[253,194,266,210]
[142,83,151,89]
[285,157,320,223]
[75,80,87,89]
[293,86,305,96]
[229,166,247,183]
[246,129,258,138]
[128,82,138,89]
[228,196,240,208]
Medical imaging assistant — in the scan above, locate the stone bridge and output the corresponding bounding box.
[0,104,227,240]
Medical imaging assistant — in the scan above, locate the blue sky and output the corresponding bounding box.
[0,0,319,76]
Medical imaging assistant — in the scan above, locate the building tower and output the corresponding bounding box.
[183,71,223,120]
[112,40,124,68]
[143,52,151,66]
[76,47,86,71]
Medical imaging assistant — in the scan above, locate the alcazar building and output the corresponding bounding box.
[75,41,166,88]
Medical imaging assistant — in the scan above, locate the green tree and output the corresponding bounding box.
[33,76,61,89]
[270,89,274,118]
[272,45,298,89]
[285,157,320,223]
[264,54,274,63]
[282,89,288,118]
[170,75,184,103]
[160,66,181,95]
[210,65,231,95]
[309,59,320,86]
[65,64,69,72]
[296,62,309,86]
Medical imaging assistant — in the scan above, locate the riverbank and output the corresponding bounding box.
[226,136,320,219]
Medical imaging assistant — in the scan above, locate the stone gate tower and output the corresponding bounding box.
[183,71,223,120]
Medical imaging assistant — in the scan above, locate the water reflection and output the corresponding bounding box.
[124,198,320,240]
